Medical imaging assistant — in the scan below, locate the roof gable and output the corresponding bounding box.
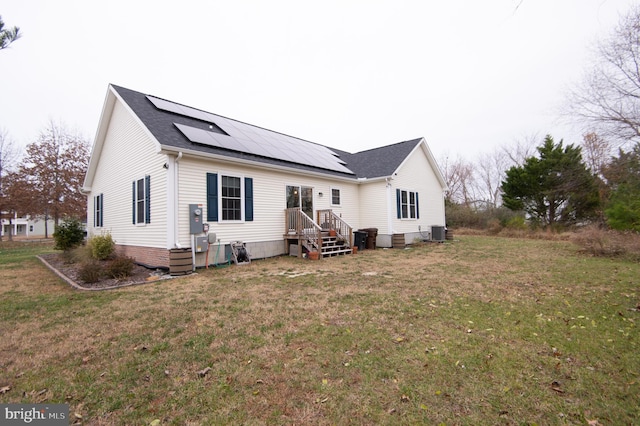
[332,139,423,179]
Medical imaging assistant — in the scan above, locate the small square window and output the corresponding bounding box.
[331,188,341,205]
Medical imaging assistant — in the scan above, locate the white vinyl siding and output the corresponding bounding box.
[391,145,445,233]
[357,181,389,233]
[175,157,360,248]
[86,99,167,247]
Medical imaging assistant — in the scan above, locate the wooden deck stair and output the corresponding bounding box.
[320,232,352,258]
[284,208,354,259]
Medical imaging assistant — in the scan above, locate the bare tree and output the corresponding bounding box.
[501,133,539,167]
[580,132,612,177]
[0,128,19,193]
[0,129,20,241]
[13,121,89,238]
[566,5,640,146]
[0,16,21,50]
[439,153,476,206]
[475,148,509,208]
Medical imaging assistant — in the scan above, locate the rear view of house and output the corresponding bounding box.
[82,85,447,268]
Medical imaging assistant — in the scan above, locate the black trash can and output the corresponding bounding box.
[360,228,378,250]
[353,231,367,251]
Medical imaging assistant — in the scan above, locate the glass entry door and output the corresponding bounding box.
[286,185,313,219]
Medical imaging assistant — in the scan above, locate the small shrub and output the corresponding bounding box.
[61,249,77,264]
[89,233,115,260]
[487,219,502,234]
[78,260,103,283]
[105,256,135,279]
[53,219,85,251]
[505,215,527,230]
[61,245,92,264]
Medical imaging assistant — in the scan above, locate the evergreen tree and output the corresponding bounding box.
[0,16,20,50]
[501,135,600,228]
[603,144,640,231]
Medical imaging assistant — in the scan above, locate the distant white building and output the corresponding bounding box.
[0,213,55,239]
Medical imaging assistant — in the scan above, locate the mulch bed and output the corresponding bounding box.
[39,252,170,290]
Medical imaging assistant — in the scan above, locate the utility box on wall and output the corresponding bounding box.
[194,236,209,253]
[189,204,204,234]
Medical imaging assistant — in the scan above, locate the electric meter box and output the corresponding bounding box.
[194,236,209,252]
[189,204,204,234]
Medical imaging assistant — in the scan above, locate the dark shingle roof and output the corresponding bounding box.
[332,139,422,179]
[112,85,420,180]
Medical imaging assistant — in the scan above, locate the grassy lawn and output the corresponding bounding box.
[0,236,638,425]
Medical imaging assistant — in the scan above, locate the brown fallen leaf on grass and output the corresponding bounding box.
[551,381,564,393]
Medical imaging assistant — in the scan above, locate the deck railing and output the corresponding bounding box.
[317,209,353,247]
[285,208,323,251]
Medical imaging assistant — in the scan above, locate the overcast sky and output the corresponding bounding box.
[1,0,637,162]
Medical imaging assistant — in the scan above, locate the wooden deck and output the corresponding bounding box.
[284,208,353,258]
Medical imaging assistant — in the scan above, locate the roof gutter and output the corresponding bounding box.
[356,175,392,184]
[158,145,359,183]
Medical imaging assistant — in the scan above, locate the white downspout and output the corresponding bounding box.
[174,152,183,248]
[386,177,394,236]
[166,152,183,250]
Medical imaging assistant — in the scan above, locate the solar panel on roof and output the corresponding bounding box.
[147,96,186,116]
[174,124,223,148]
[151,96,354,174]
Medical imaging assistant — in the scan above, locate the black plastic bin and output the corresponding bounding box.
[353,231,367,251]
[359,228,378,250]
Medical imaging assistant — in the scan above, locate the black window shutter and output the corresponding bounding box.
[396,189,401,219]
[132,181,136,224]
[245,177,254,221]
[145,175,151,224]
[207,173,218,222]
[99,194,104,227]
[415,192,419,219]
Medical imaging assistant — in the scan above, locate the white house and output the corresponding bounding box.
[1,213,55,239]
[82,85,447,269]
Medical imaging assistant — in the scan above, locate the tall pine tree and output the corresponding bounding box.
[502,135,600,228]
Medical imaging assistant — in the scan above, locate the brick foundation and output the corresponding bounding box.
[115,245,171,268]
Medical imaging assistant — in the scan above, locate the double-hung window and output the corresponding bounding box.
[207,173,254,222]
[221,175,242,221]
[132,176,150,225]
[396,189,419,219]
